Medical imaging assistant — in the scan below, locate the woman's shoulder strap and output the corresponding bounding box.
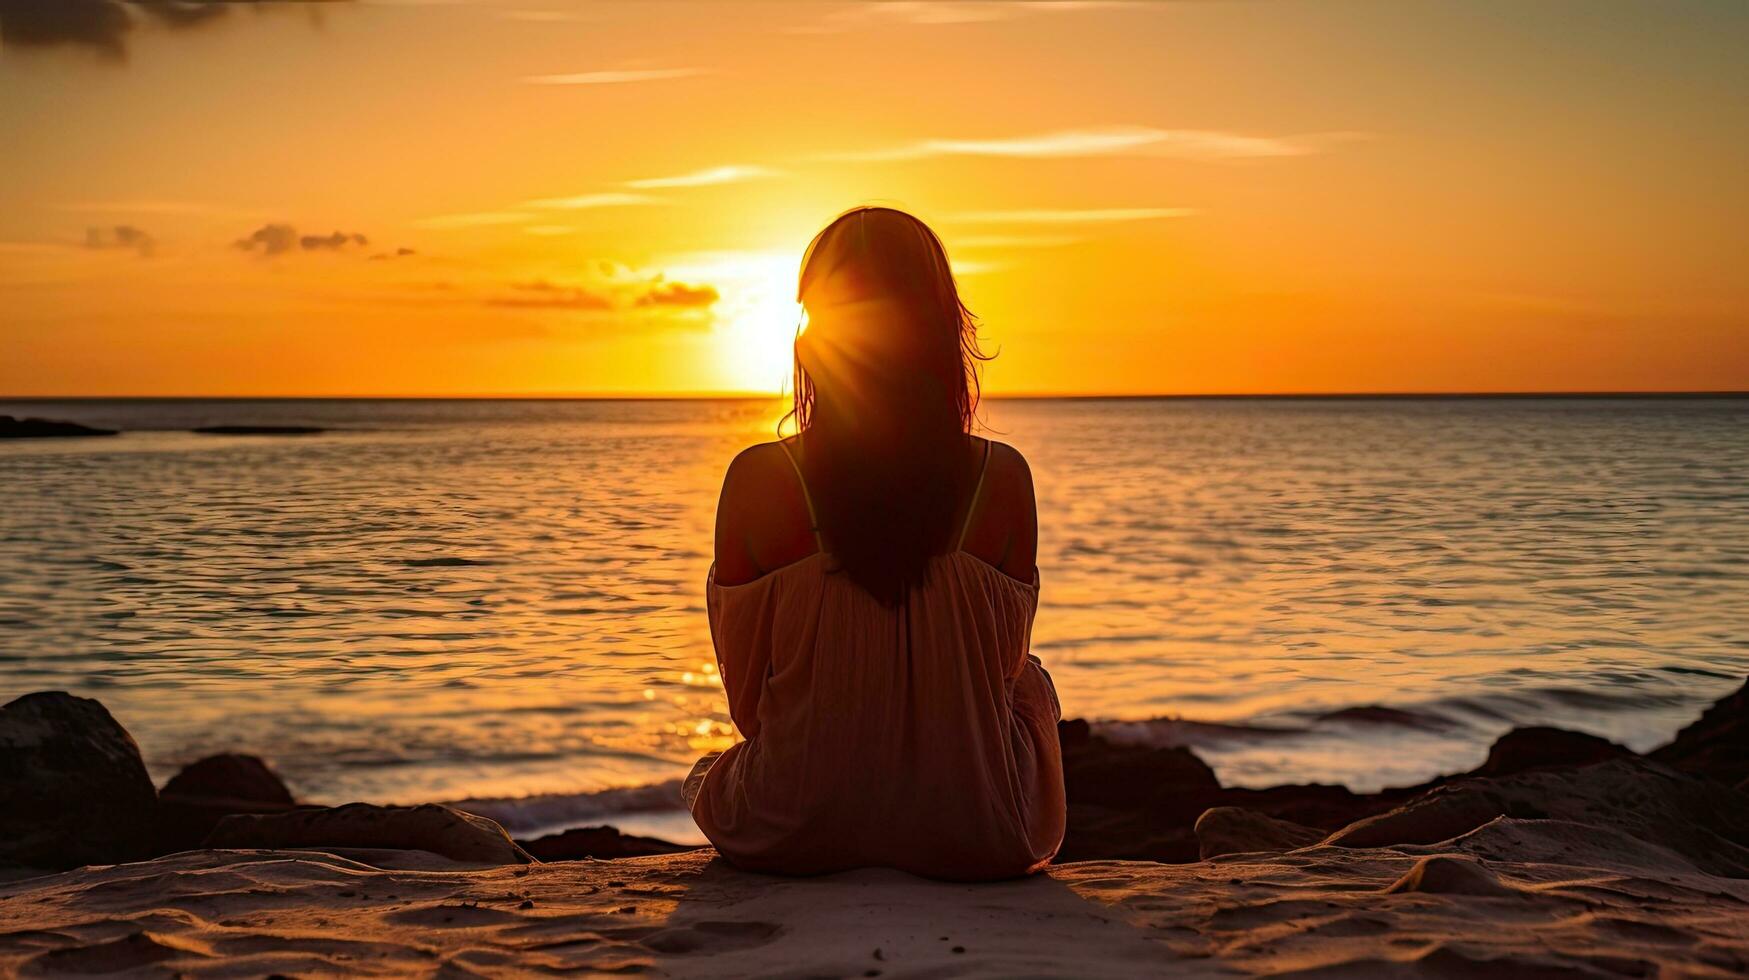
[776,437,823,548]
[956,436,993,550]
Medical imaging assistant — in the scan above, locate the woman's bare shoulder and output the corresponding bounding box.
[715,437,815,585]
[980,438,1035,496]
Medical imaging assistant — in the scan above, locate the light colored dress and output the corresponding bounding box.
[686,438,1066,881]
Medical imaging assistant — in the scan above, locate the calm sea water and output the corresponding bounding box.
[3,398,1745,841]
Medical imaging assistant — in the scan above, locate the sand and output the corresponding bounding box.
[4,816,1747,978]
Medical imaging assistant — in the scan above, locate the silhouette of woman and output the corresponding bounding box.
[686,207,1065,880]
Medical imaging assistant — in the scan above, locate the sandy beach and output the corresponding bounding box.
[6,826,1749,978]
[5,678,1749,977]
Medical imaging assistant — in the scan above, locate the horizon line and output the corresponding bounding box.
[3,390,1746,401]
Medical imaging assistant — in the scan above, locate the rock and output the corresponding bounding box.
[162,754,294,805]
[153,754,301,855]
[519,825,697,861]
[1194,807,1324,859]
[0,692,157,868]
[1476,726,1635,777]
[204,803,535,866]
[1057,720,1223,862]
[1325,758,1749,877]
[0,416,117,439]
[1384,854,1518,897]
[1653,676,1749,788]
[1059,720,1220,814]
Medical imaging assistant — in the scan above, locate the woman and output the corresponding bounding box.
[687,206,1065,881]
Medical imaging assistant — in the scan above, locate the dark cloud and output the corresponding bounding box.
[0,0,349,59]
[0,0,132,58]
[300,230,368,251]
[636,280,719,308]
[233,222,297,255]
[84,224,156,257]
[370,247,417,261]
[234,223,376,256]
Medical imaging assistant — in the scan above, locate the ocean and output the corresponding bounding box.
[2,396,1745,843]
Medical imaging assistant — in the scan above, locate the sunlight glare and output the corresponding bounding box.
[662,250,803,394]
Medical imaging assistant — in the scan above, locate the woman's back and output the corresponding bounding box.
[690,435,1065,880]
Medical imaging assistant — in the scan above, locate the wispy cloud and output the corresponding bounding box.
[826,126,1331,162]
[522,68,709,85]
[952,234,1082,249]
[950,208,1196,224]
[415,194,658,230]
[487,275,718,312]
[521,192,663,210]
[84,225,156,258]
[412,211,530,230]
[790,1,1117,35]
[626,165,783,189]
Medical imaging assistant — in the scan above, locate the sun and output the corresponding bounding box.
[662,250,803,395]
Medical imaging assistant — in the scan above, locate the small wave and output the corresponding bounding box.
[1093,717,1307,749]
[1307,705,1459,731]
[443,780,687,838]
[401,557,492,567]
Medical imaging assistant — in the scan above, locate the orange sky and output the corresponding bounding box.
[2,0,1745,396]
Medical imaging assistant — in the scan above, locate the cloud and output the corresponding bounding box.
[412,211,530,230]
[233,222,384,256]
[300,230,368,250]
[522,67,709,85]
[789,1,1117,34]
[234,223,298,255]
[488,280,616,311]
[950,208,1196,224]
[370,247,418,260]
[414,195,658,229]
[487,274,718,312]
[825,126,1329,162]
[952,234,1081,249]
[636,280,719,308]
[0,0,350,59]
[625,165,782,189]
[84,224,156,257]
[520,192,662,210]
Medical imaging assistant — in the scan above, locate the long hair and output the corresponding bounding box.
[781,206,991,604]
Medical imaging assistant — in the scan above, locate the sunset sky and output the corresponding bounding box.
[2,0,1745,396]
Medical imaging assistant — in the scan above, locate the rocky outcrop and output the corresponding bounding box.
[1065,679,1749,865]
[204,803,534,866]
[0,416,117,439]
[520,825,699,861]
[0,692,157,868]
[1654,675,1749,790]
[1325,758,1749,877]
